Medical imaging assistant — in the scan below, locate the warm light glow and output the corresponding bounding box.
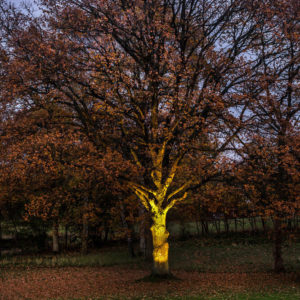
[151,212,169,265]
[153,240,169,263]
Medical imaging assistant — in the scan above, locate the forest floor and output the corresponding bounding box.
[0,265,299,299]
[0,235,299,299]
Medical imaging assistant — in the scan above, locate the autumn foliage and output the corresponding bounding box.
[0,0,299,276]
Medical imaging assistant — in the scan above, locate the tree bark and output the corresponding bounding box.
[151,213,169,276]
[224,217,229,233]
[64,225,68,250]
[201,220,209,235]
[81,198,89,254]
[52,222,59,253]
[120,202,135,257]
[81,220,88,254]
[273,219,285,273]
[0,217,2,257]
[139,205,146,257]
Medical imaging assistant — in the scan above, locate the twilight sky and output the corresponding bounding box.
[10,0,34,9]
[10,0,41,16]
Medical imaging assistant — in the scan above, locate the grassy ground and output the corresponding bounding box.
[1,234,299,272]
[0,234,299,299]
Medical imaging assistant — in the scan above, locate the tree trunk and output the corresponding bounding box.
[253,217,257,231]
[201,220,209,235]
[151,213,169,276]
[195,219,201,236]
[214,220,221,234]
[287,218,292,231]
[261,217,267,232]
[102,224,109,242]
[64,225,68,250]
[224,217,229,233]
[81,198,89,254]
[273,219,285,273]
[52,222,59,253]
[120,203,135,258]
[81,221,88,254]
[0,217,2,257]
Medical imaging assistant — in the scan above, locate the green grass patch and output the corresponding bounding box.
[0,248,141,268]
[1,234,299,273]
[168,237,300,273]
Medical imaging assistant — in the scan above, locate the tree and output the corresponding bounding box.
[3,0,264,275]
[233,0,300,272]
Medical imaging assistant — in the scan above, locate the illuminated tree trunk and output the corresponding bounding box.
[151,212,169,275]
[130,145,188,275]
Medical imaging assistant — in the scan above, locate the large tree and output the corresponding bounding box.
[3,0,264,275]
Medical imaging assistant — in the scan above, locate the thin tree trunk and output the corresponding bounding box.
[253,217,257,231]
[205,220,209,234]
[214,220,221,234]
[81,199,89,255]
[52,222,59,253]
[64,225,68,250]
[224,217,229,233]
[201,220,207,235]
[120,203,135,257]
[195,219,201,236]
[0,217,2,257]
[261,217,266,232]
[287,218,292,231]
[103,226,109,242]
[81,221,88,254]
[273,219,285,273]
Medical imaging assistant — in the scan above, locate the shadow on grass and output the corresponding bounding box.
[135,272,181,283]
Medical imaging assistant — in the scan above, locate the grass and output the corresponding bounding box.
[0,247,141,268]
[0,228,299,299]
[0,233,299,272]
[168,235,300,273]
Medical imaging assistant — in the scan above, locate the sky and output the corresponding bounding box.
[10,0,36,10]
[11,0,33,5]
[9,0,41,16]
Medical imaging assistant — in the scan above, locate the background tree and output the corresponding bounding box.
[233,0,300,272]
